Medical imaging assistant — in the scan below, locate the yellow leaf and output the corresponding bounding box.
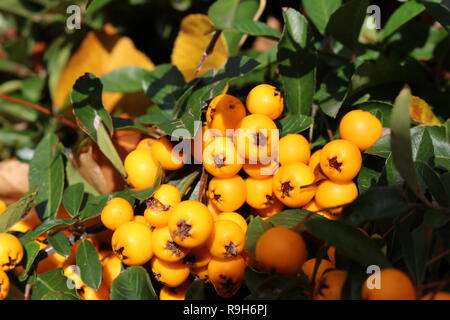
[54,24,154,114]
[410,96,441,126]
[171,14,228,82]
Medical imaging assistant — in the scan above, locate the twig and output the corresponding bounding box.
[319,109,334,141]
[193,30,222,77]
[382,210,415,239]
[0,93,78,129]
[309,104,319,142]
[24,284,32,300]
[427,249,450,267]
[197,168,209,202]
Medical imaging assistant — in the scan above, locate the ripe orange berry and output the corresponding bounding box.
[314,270,348,300]
[255,226,308,275]
[101,197,134,231]
[0,270,10,300]
[168,200,214,248]
[182,244,212,269]
[208,255,246,298]
[111,221,153,266]
[278,134,311,165]
[159,280,192,300]
[273,162,316,208]
[207,200,221,218]
[207,175,246,212]
[327,246,336,265]
[152,227,190,262]
[206,94,247,136]
[216,212,248,233]
[256,198,284,218]
[361,268,416,300]
[136,138,155,150]
[151,257,190,288]
[234,114,278,163]
[207,220,246,259]
[243,160,279,179]
[79,283,110,300]
[124,148,160,190]
[202,137,243,178]
[36,252,67,274]
[102,254,123,288]
[144,184,181,228]
[320,139,362,183]
[301,258,335,282]
[151,137,185,171]
[308,149,322,172]
[0,200,7,215]
[192,126,222,163]
[245,176,276,210]
[0,233,24,271]
[314,180,358,216]
[246,84,284,120]
[339,110,382,151]
[191,265,209,281]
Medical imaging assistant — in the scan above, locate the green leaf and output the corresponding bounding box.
[208,0,240,30]
[96,123,126,177]
[305,218,391,268]
[244,267,268,293]
[78,193,110,221]
[278,8,317,115]
[128,165,163,201]
[101,67,153,93]
[326,0,369,51]
[415,161,448,207]
[267,209,312,229]
[143,64,186,110]
[21,240,41,275]
[390,87,427,204]
[48,233,72,258]
[110,266,157,300]
[65,158,99,196]
[175,169,201,197]
[246,274,310,299]
[397,224,432,284]
[314,65,352,118]
[185,279,217,300]
[23,219,76,243]
[343,186,409,226]
[245,217,273,259]
[356,101,393,127]
[31,268,77,300]
[222,0,263,54]
[71,73,113,140]
[279,115,313,136]
[422,0,450,33]
[76,240,102,290]
[29,132,64,220]
[62,183,85,217]
[138,106,172,126]
[382,1,426,41]
[365,135,390,158]
[303,0,342,35]
[41,291,82,300]
[0,191,36,233]
[231,20,281,39]
[357,166,381,194]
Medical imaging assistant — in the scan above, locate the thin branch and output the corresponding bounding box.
[193,30,222,77]
[427,249,450,267]
[0,93,78,129]
[382,210,415,240]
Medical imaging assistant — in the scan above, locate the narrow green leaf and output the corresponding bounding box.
[382,1,426,40]
[76,240,102,290]
[208,0,240,29]
[31,268,77,300]
[326,0,369,51]
[231,20,281,39]
[48,233,72,258]
[357,167,381,194]
[110,266,157,300]
[422,0,450,33]
[62,183,85,217]
[278,8,317,115]
[175,169,201,197]
[279,115,313,136]
[343,186,408,226]
[71,73,113,139]
[365,135,391,158]
[267,209,312,229]
[102,67,153,93]
[21,240,41,274]
[305,218,391,268]
[23,219,76,243]
[29,132,64,220]
[303,0,342,34]
[41,291,82,300]
[390,87,427,204]
[0,191,36,233]
[415,161,448,207]
[96,123,126,177]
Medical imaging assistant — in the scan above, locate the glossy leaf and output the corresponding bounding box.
[48,233,72,258]
[110,266,157,300]
[382,1,425,41]
[303,0,342,35]
[62,183,85,217]
[0,191,36,233]
[76,240,102,290]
